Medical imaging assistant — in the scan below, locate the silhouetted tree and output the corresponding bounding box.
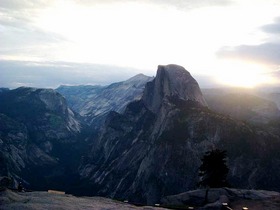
[198,149,229,204]
[199,149,229,188]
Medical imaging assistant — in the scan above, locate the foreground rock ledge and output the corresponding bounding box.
[0,189,168,210]
[2,188,280,210]
[161,188,280,210]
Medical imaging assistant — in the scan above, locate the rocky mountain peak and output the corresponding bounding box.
[123,73,153,89]
[125,73,151,82]
[143,64,207,113]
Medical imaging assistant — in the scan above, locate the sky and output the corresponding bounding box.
[1,0,280,89]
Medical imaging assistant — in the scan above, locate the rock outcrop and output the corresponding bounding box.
[161,188,280,210]
[143,64,207,113]
[0,189,168,210]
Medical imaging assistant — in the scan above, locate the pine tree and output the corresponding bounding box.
[199,149,229,188]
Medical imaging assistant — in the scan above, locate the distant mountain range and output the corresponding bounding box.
[56,74,153,125]
[1,64,280,205]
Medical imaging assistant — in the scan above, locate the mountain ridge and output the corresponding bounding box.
[1,64,280,206]
[57,73,153,125]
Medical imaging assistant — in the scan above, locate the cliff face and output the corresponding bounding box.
[79,65,280,204]
[0,87,85,190]
[141,65,208,141]
[143,64,207,113]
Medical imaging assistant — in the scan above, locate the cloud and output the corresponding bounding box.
[261,17,280,34]
[0,0,233,61]
[0,25,67,61]
[0,60,146,89]
[0,60,219,89]
[74,0,232,10]
[271,70,280,79]
[217,17,280,66]
[150,0,232,9]
[0,2,38,31]
[1,0,231,10]
[0,0,51,10]
[217,42,280,66]
[0,1,67,60]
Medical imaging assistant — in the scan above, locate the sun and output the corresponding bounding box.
[214,60,275,88]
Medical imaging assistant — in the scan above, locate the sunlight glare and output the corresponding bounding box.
[214,61,275,88]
